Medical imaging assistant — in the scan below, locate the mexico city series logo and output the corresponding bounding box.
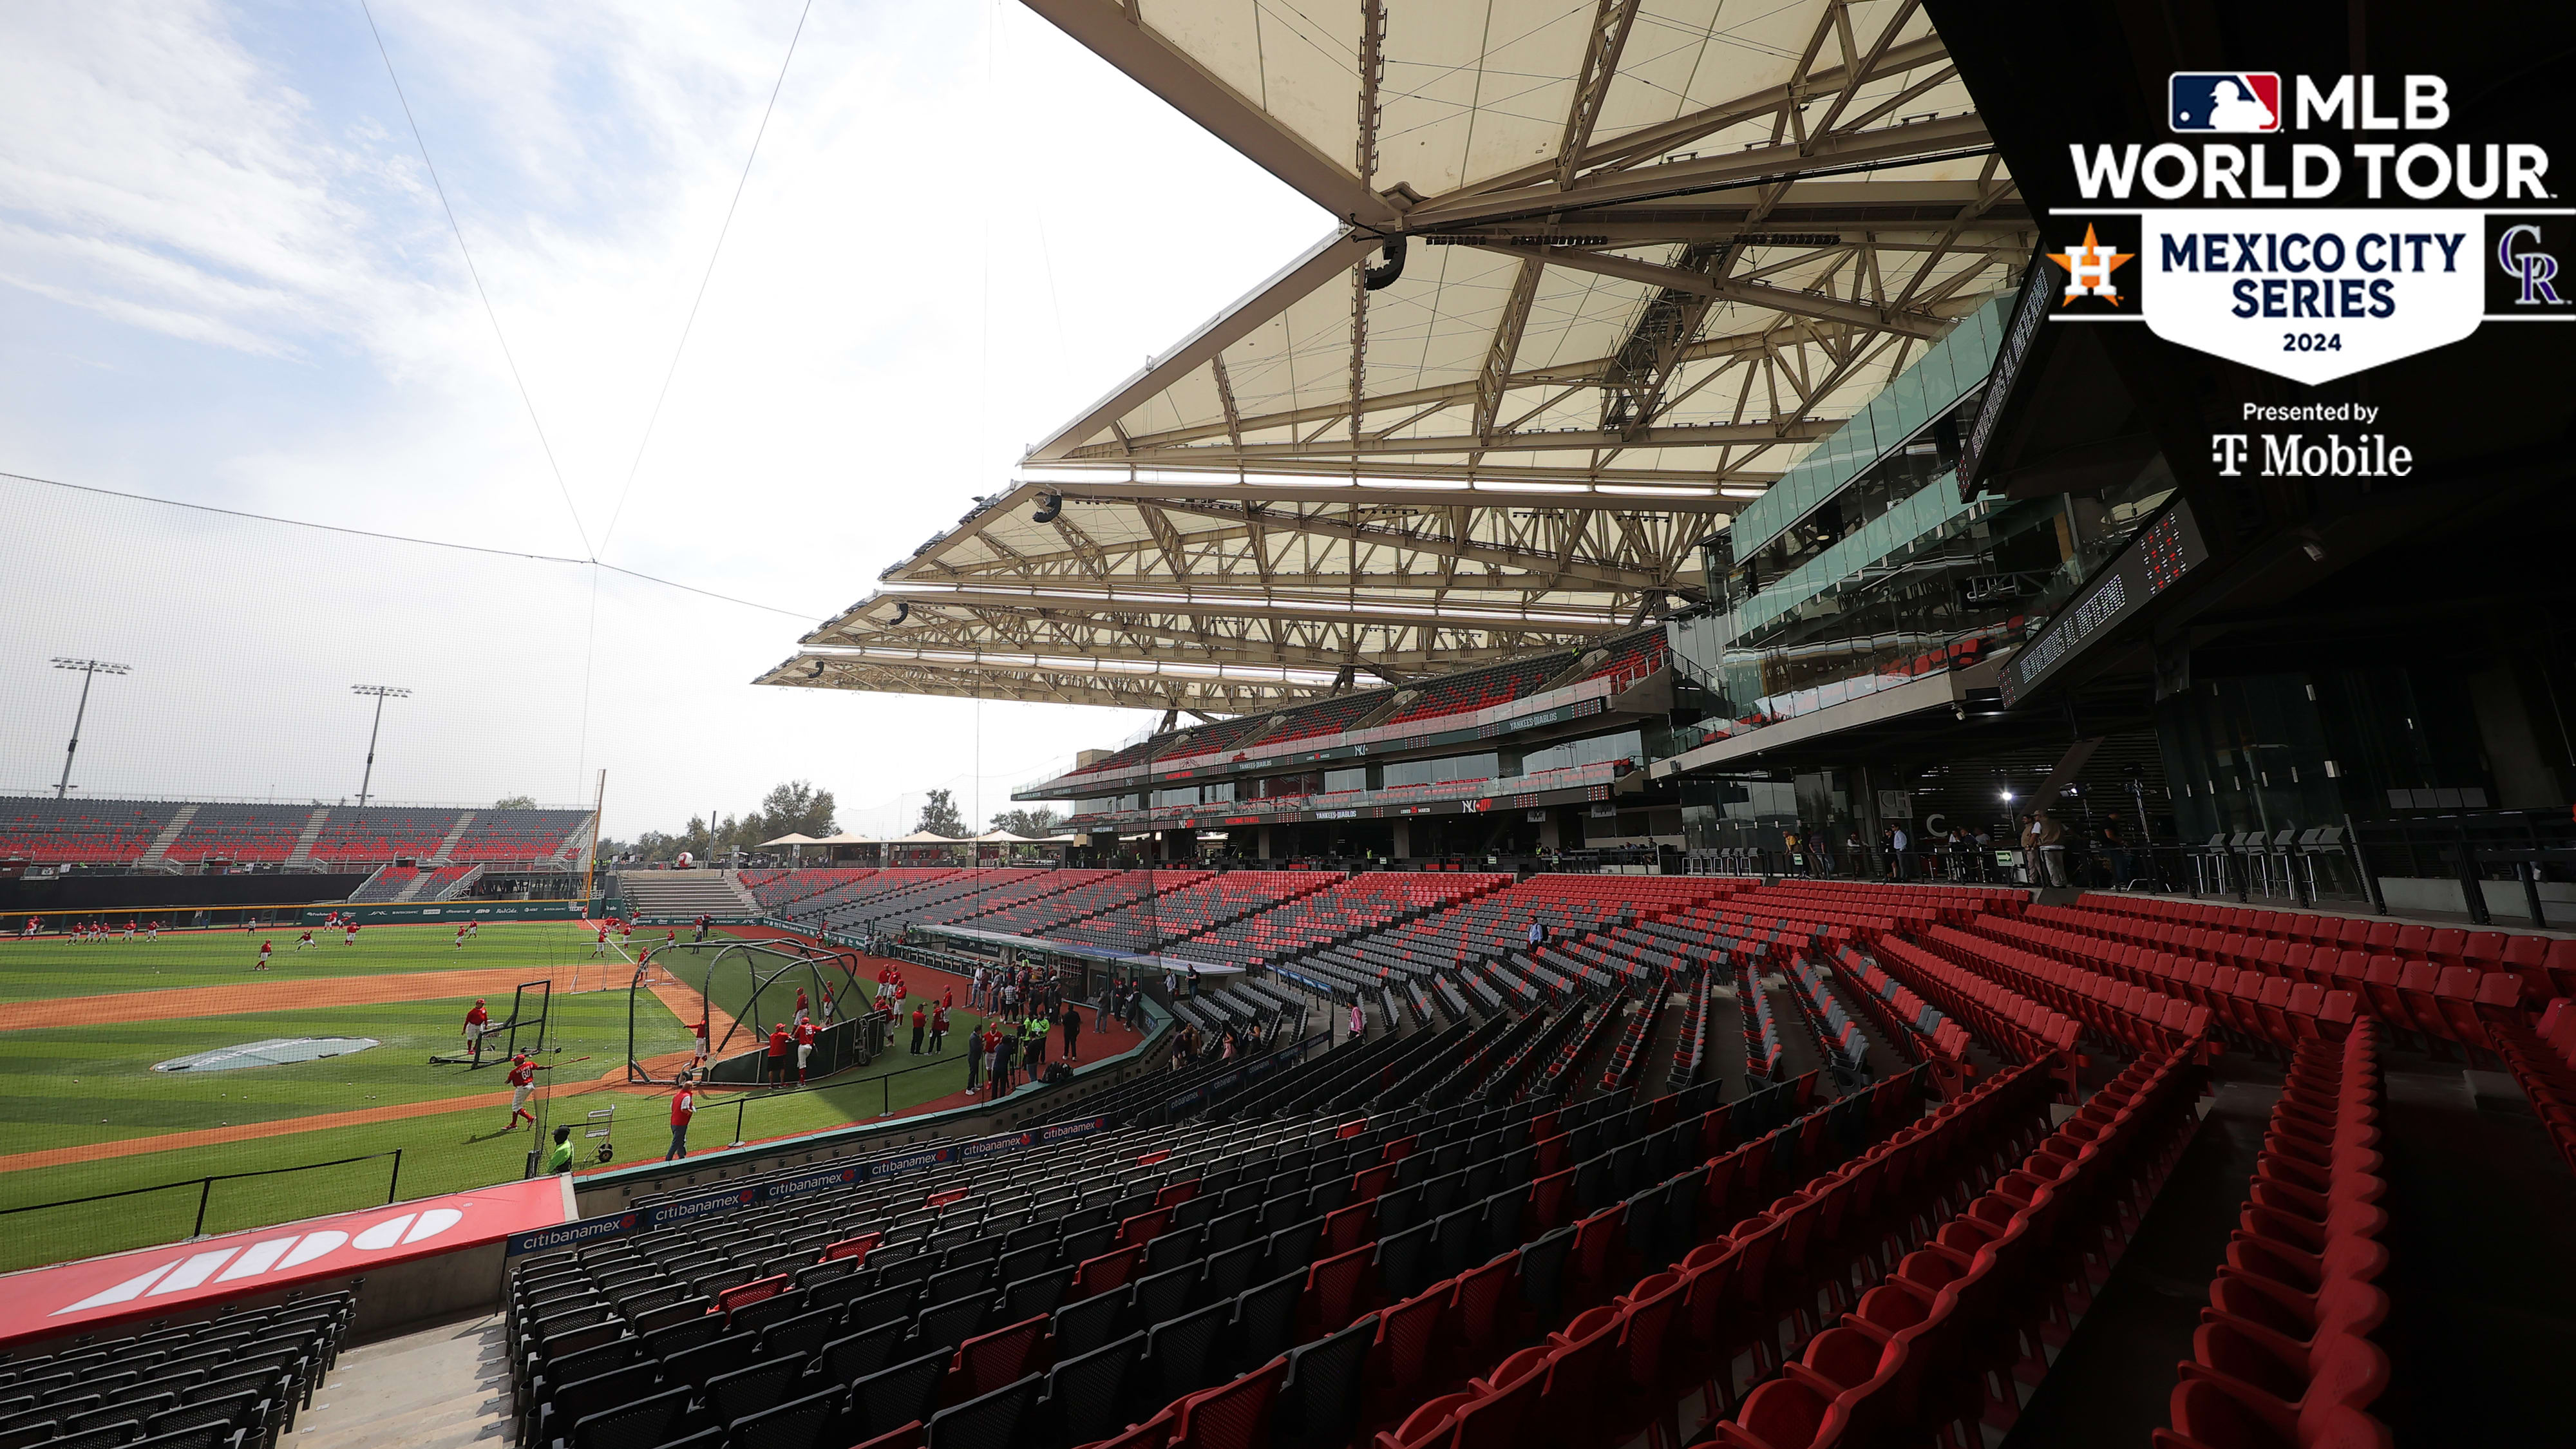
[2053,71,2562,383]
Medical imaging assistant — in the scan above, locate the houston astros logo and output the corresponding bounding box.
[2049,225,2137,306]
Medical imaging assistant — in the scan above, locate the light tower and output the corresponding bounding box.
[50,658,133,799]
[350,685,412,806]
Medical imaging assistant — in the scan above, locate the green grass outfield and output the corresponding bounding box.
[0,925,1006,1272]
[0,918,623,1001]
[0,990,692,1157]
[0,1103,567,1272]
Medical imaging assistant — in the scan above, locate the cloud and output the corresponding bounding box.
[0,0,1327,835]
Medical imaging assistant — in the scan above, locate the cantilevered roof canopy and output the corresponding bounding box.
[762,0,2027,713]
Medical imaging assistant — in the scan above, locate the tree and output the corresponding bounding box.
[753,781,837,840]
[987,807,1061,838]
[916,789,967,838]
[609,782,844,864]
[492,794,538,811]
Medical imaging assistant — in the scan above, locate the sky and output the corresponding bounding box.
[0,0,1328,840]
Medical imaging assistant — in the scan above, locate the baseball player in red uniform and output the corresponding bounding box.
[255,938,273,971]
[505,1053,549,1129]
[765,1023,791,1089]
[591,923,609,957]
[795,1018,818,1083]
[691,1014,710,1065]
[464,998,491,1063]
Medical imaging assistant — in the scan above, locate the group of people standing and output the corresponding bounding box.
[1783,808,2109,887]
[1167,1017,1253,1069]
[969,960,1070,1018]
[964,1005,1077,1099]
[650,953,1164,1163]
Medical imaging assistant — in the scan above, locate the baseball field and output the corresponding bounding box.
[0,922,1107,1273]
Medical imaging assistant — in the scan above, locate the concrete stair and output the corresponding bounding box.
[289,1313,509,1449]
[622,869,757,920]
[428,811,476,865]
[136,803,196,869]
[1638,984,1694,1095]
[411,864,484,902]
[285,808,330,868]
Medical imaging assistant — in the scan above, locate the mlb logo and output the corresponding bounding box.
[2170,72,2281,132]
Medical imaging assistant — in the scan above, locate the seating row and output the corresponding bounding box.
[1666,974,1713,1095]
[1707,1034,2210,1448]
[1785,958,1867,1083]
[2062,897,2573,1003]
[1965,919,2397,1056]
[2155,1016,2392,1449]
[2472,999,2576,1200]
[1740,967,1785,1086]
[1873,938,2079,1081]
[1818,947,1970,1097]
[1919,925,2212,1057]
[1085,1071,1911,1449]
[0,1292,354,1449]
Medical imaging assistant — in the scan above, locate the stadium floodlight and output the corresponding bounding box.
[350,685,413,806]
[50,658,133,799]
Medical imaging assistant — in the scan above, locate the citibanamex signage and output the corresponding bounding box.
[2052,72,2566,384]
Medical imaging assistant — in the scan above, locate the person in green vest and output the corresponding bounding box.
[545,1124,576,1174]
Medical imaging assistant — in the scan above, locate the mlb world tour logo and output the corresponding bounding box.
[2052,73,2566,384]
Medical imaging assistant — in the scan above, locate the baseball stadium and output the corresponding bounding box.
[3,3,2574,1449]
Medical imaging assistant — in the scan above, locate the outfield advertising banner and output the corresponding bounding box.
[507,1115,1108,1256]
[1,1177,572,1345]
[302,901,589,925]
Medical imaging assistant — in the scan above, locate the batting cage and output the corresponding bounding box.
[625,937,882,1088]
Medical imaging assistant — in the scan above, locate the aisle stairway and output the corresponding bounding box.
[622,869,758,920]
[135,802,196,869]
[289,1314,509,1449]
[428,811,476,865]
[285,808,330,868]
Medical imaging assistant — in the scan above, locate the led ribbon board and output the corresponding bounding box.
[1998,503,2209,709]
